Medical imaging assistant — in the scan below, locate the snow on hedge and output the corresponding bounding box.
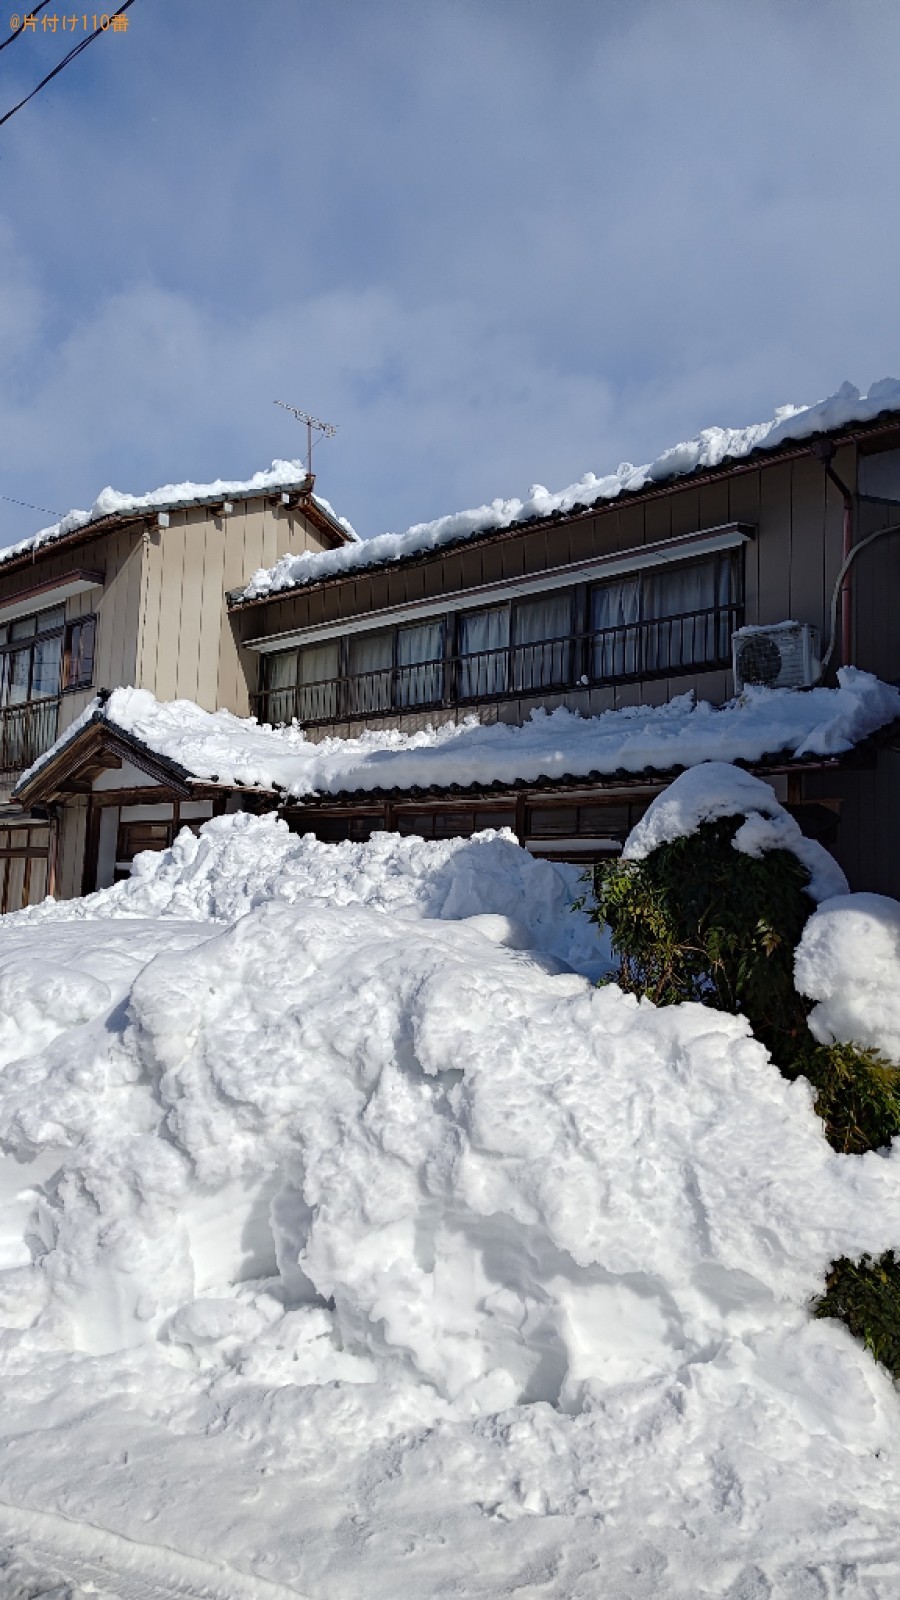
[0,462,358,570]
[19,667,900,802]
[623,761,849,901]
[795,891,900,1061]
[3,824,900,1593]
[240,377,900,598]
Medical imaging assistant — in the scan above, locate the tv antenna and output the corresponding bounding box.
[273,401,337,478]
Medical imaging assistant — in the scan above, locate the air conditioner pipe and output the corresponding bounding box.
[816,519,900,682]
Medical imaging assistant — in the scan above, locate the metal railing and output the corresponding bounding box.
[252,604,740,728]
[0,697,61,777]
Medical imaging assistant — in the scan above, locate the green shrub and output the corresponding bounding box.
[813,1252,900,1379]
[801,1040,900,1156]
[589,814,814,1063]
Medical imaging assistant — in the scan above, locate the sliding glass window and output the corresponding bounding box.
[512,592,573,692]
[397,620,443,708]
[458,607,509,699]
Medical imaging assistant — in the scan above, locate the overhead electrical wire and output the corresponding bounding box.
[0,494,61,517]
[0,1,54,55]
[0,0,137,130]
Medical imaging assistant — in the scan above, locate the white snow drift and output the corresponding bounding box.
[796,891,900,1062]
[2,802,900,1597]
[20,666,900,802]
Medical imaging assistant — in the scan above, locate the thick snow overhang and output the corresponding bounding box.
[13,709,278,809]
[0,469,356,585]
[15,676,900,816]
[228,383,900,610]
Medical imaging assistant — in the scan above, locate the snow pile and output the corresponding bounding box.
[795,892,900,1061]
[8,812,606,978]
[2,832,900,1592]
[623,761,849,901]
[0,461,357,570]
[19,668,900,801]
[241,377,900,598]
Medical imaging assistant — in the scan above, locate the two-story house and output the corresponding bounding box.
[8,379,900,909]
[0,465,355,910]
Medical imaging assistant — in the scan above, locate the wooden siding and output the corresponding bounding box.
[135,499,333,715]
[237,435,900,741]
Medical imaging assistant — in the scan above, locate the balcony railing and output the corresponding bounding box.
[253,603,741,729]
[0,697,61,777]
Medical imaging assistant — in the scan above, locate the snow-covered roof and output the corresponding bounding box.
[17,669,900,805]
[0,464,359,573]
[236,378,900,603]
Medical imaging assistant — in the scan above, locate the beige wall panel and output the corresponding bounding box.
[135,528,163,691]
[196,518,229,712]
[93,529,144,694]
[587,685,615,716]
[57,688,95,738]
[174,511,207,704]
[613,682,643,710]
[150,516,187,704]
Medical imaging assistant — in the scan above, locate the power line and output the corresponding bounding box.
[0,1,54,55]
[0,493,62,516]
[0,0,137,131]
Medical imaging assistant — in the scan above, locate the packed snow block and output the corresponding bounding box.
[795,892,900,1061]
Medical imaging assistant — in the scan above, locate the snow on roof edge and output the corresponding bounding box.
[237,377,900,603]
[0,461,358,574]
[16,669,900,807]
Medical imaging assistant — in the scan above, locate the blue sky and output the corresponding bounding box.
[0,0,898,547]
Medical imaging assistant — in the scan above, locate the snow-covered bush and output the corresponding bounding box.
[590,767,827,1062]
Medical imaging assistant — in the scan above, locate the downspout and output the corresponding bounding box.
[810,440,855,668]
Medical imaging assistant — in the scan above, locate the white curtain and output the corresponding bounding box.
[643,558,719,672]
[513,594,571,691]
[458,608,509,698]
[591,578,640,679]
[297,641,339,722]
[347,630,393,714]
[397,621,442,707]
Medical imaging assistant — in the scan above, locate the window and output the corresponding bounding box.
[64,617,95,690]
[512,593,573,692]
[255,548,743,723]
[0,606,93,707]
[590,554,738,682]
[458,607,509,698]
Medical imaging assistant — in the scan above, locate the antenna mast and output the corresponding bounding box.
[273,401,337,478]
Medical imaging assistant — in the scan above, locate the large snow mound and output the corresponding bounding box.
[623,761,849,902]
[3,827,900,1595]
[19,667,900,801]
[241,377,900,597]
[795,891,900,1061]
[6,812,606,977]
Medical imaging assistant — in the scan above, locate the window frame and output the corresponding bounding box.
[258,550,743,724]
[0,606,96,706]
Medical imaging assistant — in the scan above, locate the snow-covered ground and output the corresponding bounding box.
[2,808,900,1598]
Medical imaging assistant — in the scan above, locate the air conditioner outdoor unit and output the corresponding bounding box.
[732,622,820,692]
